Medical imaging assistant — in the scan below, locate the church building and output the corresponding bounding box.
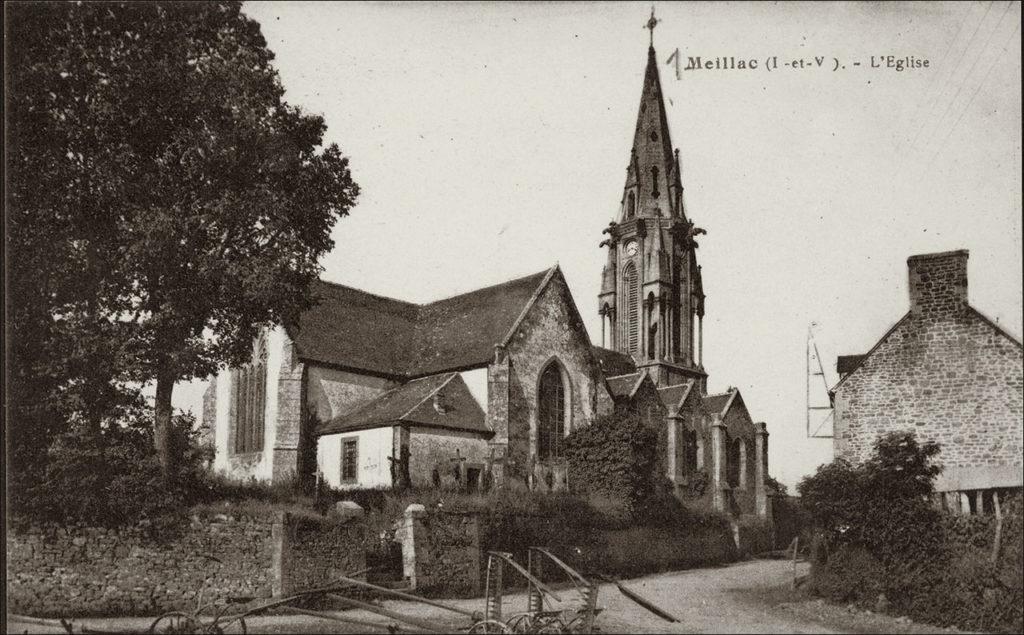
[202,34,772,519]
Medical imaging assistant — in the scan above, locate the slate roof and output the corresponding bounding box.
[317,372,490,436]
[837,354,867,376]
[591,346,637,376]
[657,381,693,415]
[606,372,644,399]
[293,268,554,377]
[702,390,737,418]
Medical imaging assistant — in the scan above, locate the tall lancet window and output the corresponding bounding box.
[627,191,636,219]
[651,166,660,199]
[233,332,267,454]
[537,362,566,461]
[624,263,639,354]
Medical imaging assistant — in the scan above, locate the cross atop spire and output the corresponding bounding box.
[644,6,660,47]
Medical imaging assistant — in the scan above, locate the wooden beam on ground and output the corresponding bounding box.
[329,574,480,619]
[325,593,450,633]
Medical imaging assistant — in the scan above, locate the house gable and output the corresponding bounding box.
[833,304,1024,474]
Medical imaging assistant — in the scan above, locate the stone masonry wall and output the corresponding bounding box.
[834,309,1023,478]
[6,514,275,617]
[7,510,368,617]
[504,274,612,484]
[275,512,366,596]
[413,511,482,597]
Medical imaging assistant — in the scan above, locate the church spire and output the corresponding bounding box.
[621,34,679,220]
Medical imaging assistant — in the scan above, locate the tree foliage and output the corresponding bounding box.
[799,431,943,558]
[6,1,359,470]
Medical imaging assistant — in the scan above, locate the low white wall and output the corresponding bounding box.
[318,426,395,490]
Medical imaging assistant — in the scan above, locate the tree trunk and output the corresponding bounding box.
[154,366,175,476]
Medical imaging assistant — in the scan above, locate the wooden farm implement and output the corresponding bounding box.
[12,549,680,634]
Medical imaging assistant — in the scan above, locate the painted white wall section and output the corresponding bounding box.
[213,369,232,472]
[318,426,395,490]
[260,325,285,477]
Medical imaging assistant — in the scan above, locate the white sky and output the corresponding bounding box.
[174,1,1023,492]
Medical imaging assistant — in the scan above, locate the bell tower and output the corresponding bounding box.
[598,24,707,390]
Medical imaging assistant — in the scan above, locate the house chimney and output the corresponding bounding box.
[907,249,969,318]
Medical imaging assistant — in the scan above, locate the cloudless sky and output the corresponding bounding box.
[174,1,1022,491]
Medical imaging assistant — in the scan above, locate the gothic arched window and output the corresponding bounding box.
[683,429,698,474]
[651,166,660,199]
[537,362,566,461]
[646,293,656,359]
[627,191,636,219]
[728,438,747,488]
[624,263,639,354]
[233,331,268,454]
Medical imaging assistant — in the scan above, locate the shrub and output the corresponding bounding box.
[563,411,665,520]
[810,545,886,607]
[11,408,205,528]
[799,431,1022,633]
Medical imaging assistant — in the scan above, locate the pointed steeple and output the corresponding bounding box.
[621,45,679,220]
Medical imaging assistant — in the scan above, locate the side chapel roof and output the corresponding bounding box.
[317,372,489,436]
[657,381,694,416]
[702,389,739,418]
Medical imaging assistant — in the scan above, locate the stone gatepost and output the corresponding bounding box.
[754,422,771,520]
[396,504,427,589]
[710,414,728,512]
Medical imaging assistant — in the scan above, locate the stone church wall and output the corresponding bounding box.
[723,399,757,515]
[501,274,613,485]
[306,365,397,422]
[407,427,491,489]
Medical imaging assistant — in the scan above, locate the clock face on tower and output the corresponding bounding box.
[625,241,638,257]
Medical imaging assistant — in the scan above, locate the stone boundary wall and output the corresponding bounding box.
[415,511,482,597]
[396,506,482,597]
[275,512,366,596]
[7,510,366,617]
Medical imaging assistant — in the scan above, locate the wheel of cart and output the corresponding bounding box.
[148,611,197,634]
[467,618,513,633]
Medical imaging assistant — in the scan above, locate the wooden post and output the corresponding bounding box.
[991,491,1003,564]
[791,536,800,589]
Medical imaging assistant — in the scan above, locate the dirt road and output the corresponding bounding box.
[7,559,956,634]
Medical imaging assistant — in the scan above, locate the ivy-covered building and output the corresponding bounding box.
[201,38,773,520]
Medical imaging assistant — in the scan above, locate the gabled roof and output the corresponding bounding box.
[702,389,739,418]
[830,312,911,393]
[606,372,647,399]
[292,268,556,377]
[592,346,638,376]
[657,381,694,416]
[832,305,1023,394]
[317,372,490,437]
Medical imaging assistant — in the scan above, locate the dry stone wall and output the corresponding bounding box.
[7,509,367,617]
[834,310,1023,472]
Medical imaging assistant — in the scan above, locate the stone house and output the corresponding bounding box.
[832,249,1024,514]
[201,40,774,520]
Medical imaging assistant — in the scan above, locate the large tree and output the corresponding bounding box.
[7,1,359,472]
